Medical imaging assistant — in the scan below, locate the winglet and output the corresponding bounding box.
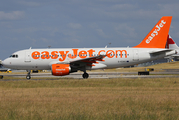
[133,16,172,48]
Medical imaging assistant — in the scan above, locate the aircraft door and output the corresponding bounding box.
[25,51,31,62]
[133,50,139,61]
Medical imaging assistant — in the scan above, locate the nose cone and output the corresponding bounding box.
[1,60,5,67]
[0,60,2,67]
[1,59,10,68]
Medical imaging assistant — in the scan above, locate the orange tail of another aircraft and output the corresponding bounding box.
[133,16,172,48]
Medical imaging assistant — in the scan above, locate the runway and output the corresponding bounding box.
[1,71,179,79]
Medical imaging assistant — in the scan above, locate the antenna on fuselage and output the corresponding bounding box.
[105,43,111,48]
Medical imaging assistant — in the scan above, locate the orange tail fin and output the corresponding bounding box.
[133,16,172,48]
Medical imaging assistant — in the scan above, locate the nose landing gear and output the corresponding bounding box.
[26,70,31,79]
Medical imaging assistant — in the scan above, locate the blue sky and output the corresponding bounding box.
[1,0,179,60]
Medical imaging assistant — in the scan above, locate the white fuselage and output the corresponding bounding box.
[2,47,174,71]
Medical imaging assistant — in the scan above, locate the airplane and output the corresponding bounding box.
[1,16,176,79]
[166,35,179,50]
[165,35,179,60]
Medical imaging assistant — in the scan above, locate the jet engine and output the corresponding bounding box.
[51,64,71,76]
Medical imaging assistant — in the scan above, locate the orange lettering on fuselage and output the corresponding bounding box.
[98,50,105,55]
[116,50,127,58]
[51,51,58,59]
[31,51,40,59]
[41,51,50,59]
[106,50,115,58]
[87,49,95,57]
[59,51,69,62]
[31,49,128,61]
[79,50,87,58]
[68,49,78,59]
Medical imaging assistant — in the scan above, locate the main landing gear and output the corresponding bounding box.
[82,72,89,79]
[26,70,31,79]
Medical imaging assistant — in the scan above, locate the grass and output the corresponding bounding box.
[0,77,179,119]
[0,61,179,119]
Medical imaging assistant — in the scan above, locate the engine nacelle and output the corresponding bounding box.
[51,64,71,76]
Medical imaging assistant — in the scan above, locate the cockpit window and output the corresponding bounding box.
[9,54,18,58]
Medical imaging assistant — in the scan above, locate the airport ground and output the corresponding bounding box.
[0,62,179,119]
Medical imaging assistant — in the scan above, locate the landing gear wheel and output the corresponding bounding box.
[26,70,31,79]
[26,75,31,79]
[82,72,89,79]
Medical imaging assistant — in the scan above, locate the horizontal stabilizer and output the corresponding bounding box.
[150,49,175,56]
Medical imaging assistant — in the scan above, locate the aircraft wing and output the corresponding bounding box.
[70,54,106,64]
[52,54,107,66]
[69,54,108,70]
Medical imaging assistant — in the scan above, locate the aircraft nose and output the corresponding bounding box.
[0,60,2,67]
[1,60,5,67]
[1,59,10,68]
